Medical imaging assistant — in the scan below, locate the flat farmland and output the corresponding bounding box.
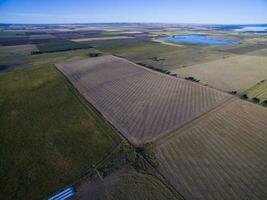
[94,40,233,71]
[56,55,231,146]
[150,99,267,200]
[174,55,267,93]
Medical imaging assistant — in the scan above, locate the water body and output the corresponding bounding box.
[159,35,238,45]
[235,26,267,32]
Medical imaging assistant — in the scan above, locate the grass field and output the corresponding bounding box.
[74,170,181,200]
[34,40,93,54]
[174,54,267,93]
[0,55,121,199]
[57,55,231,146]
[149,99,267,200]
[244,80,267,102]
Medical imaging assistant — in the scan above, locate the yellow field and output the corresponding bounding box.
[174,55,267,93]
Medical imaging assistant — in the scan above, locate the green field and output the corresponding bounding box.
[0,55,121,199]
[34,41,93,54]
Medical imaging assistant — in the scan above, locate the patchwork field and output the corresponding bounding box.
[0,60,120,199]
[174,55,267,93]
[56,55,231,146]
[74,170,181,200]
[150,99,267,200]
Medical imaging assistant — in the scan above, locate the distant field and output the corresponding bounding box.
[57,55,230,146]
[0,61,120,199]
[34,41,92,53]
[74,170,181,200]
[72,36,134,42]
[175,55,267,93]
[248,47,267,56]
[0,44,37,72]
[220,44,267,54]
[93,40,233,70]
[245,80,267,102]
[150,99,267,200]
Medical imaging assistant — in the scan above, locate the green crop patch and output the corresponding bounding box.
[34,41,92,54]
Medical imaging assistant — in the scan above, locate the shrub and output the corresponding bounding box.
[185,76,199,82]
[241,94,248,99]
[261,100,267,106]
[229,91,237,95]
[252,97,260,104]
[88,53,102,57]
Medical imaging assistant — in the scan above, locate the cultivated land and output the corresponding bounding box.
[1,23,267,200]
[149,99,267,200]
[174,54,267,93]
[56,55,231,146]
[74,170,180,200]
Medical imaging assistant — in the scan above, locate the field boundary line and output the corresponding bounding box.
[147,97,238,149]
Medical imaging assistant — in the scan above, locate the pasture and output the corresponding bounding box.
[56,55,231,146]
[0,55,120,199]
[150,99,267,200]
[174,54,267,93]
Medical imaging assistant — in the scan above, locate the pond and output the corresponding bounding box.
[159,35,238,45]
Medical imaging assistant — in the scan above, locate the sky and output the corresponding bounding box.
[0,0,267,24]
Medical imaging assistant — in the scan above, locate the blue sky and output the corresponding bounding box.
[0,0,267,24]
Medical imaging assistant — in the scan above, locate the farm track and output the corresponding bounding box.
[150,99,267,200]
[56,55,231,146]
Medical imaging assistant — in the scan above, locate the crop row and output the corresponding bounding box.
[152,99,267,200]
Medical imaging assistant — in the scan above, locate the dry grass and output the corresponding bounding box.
[175,55,267,93]
[150,99,267,200]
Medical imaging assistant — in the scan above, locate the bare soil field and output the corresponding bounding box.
[150,99,267,200]
[56,55,231,146]
[175,55,267,93]
[73,170,180,200]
